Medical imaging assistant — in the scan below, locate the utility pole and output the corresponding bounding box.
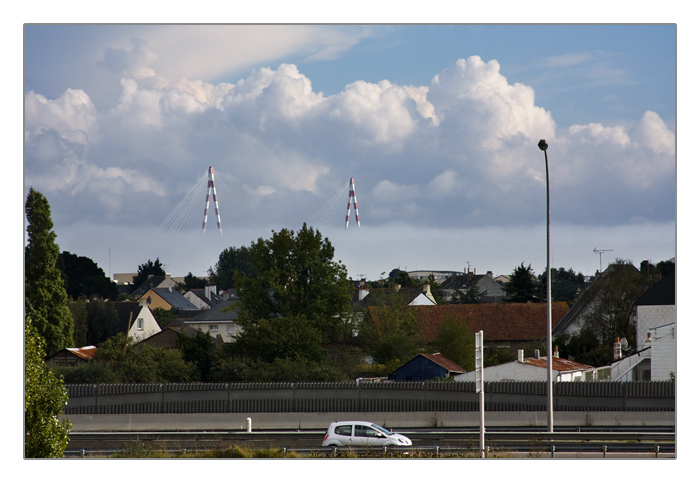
[475,330,485,457]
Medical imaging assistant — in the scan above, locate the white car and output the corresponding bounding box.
[322,421,412,447]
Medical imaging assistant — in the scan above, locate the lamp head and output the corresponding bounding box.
[538,139,548,151]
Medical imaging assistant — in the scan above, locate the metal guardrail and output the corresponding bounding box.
[64,429,676,458]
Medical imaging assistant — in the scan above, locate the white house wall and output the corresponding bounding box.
[455,361,545,382]
[636,306,675,348]
[185,321,241,343]
[184,292,210,310]
[636,305,676,381]
[650,323,676,381]
[128,305,162,344]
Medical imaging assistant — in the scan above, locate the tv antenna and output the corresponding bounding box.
[593,248,613,273]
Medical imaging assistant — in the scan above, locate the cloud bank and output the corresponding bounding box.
[24,34,675,278]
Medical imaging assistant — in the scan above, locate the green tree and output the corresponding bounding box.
[67,299,88,347]
[57,251,118,300]
[434,315,475,371]
[178,329,218,380]
[208,245,258,291]
[581,259,653,346]
[91,333,196,383]
[151,307,178,329]
[25,188,74,356]
[234,223,351,340]
[85,300,121,346]
[132,258,165,288]
[537,267,585,304]
[232,314,327,364]
[454,284,488,304]
[181,272,207,290]
[358,290,420,365]
[388,268,418,288]
[504,262,539,303]
[25,317,72,458]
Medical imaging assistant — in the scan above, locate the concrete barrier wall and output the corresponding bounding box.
[65,381,675,415]
[63,410,676,432]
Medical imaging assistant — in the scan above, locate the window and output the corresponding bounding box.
[334,425,352,436]
[209,325,219,331]
[355,425,381,438]
[136,318,143,330]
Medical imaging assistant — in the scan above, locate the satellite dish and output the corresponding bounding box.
[620,337,629,351]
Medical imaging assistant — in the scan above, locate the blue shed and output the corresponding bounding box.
[389,353,466,382]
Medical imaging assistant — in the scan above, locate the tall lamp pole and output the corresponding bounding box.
[538,139,554,433]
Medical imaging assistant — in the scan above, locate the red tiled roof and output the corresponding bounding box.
[420,352,466,373]
[368,302,569,343]
[522,356,593,372]
[66,346,97,361]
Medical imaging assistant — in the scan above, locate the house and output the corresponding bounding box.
[137,325,220,350]
[127,299,162,344]
[406,270,462,282]
[553,262,642,340]
[184,285,223,310]
[138,286,200,312]
[438,270,506,303]
[131,273,179,298]
[408,302,570,351]
[611,271,676,381]
[454,349,596,383]
[45,345,97,365]
[355,284,437,308]
[390,353,466,382]
[170,298,241,343]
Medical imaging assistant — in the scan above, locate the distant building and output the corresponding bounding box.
[46,345,97,366]
[455,349,597,383]
[390,353,466,382]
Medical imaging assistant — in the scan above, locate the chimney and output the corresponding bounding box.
[553,345,559,358]
[534,349,540,359]
[486,271,493,278]
[613,337,622,360]
[205,284,217,300]
[518,349,524,363]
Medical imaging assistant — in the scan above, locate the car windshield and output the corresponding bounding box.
[371,423,393,435]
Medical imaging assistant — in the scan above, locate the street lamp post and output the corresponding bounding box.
[538,139,554,433]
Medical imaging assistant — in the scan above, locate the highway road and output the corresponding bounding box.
[65,427,675,458]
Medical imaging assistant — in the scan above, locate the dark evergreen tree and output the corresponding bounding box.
[58,251,118,300]
[24,188,74,355]
[132,258,165,288]
[537,267,585,304]
[504,262,539,303]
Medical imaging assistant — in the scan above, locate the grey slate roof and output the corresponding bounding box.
[185,299,240,322]
[151,287,200,311]
[635,272,675,306]
[132,275,168,297]
[438,273,506,302]
[189,288,224,307]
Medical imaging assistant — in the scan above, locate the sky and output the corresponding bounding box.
[21,22,679,283]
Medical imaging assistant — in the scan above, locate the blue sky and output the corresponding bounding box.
[21,22,677,282]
